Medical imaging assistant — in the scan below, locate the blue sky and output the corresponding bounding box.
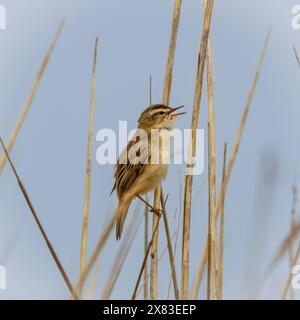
[0,0,300,299]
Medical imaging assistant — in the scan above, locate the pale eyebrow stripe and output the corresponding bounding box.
[148,106,171,115]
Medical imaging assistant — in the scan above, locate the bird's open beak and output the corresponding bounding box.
[168,105,186,118]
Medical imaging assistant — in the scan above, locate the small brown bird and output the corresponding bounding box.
[112,104,185,240]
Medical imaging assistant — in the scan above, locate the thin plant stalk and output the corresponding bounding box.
[133,214,161,300]
[150,187,161,299]
[86,257,101,300]
[0,21,64,173]
[293,46,300,68]
[136,199,182,299]
[281,241,300,300]
[206,36,217,300]
[218,142,227,299]
[191,28,271,299]
[191,241,208,299]
[151,0,182,300]
[78,194,164,299]
[0,137,78,300]
[207,236,212,300]
[79,37,99,296]
[132,195,168,300]
[162,0,182,104]
[76,191,159,296]
[167,174,183,299]
[207,131,212,300]
[144,75,152,300]
[76,209,118,293]
[167,210,181,299]
[182,0,215,300]
[101,213,142,299]
[288,185,297,299]
[144,194,149,300]
[137,207,180,299]
[213,28,272,238]
[160,190,180,300]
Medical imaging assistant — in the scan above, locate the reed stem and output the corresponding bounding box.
[79,37,99,297]
[182,0,215,299]
[0,21,64,173]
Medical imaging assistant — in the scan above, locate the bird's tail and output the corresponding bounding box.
[115,196,133,240]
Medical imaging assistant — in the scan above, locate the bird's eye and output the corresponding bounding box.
[159,111,164,115]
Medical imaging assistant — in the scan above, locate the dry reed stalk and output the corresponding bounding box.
[259,187,299,299]
[206,36,217,299]
[150,187,161,299]
[86,256,101,299]
[253,220,300,299]
[76,209,117,293]
[137,207,182,298]
[181,0,215,300]
[288,185,297,299]
[0,137,78,299]
[144,194,149,299]
[0,21,64,173]
[79,37,99,296]
[144,76,152,299]
[162,0,182,104]
[167,174,183,299]
[137,214,179,298]
[271,221,300,268]
[78,204,144,297]
[207,133,212,300]
[86,210,118,300]
[207,242,211,299]
[78,195,164,299]
[102,213,142,299]
[86,210,118,299]
[160,190,180,299]
[293,46,300,68]
[132,215,161,300]
[132,195,168,300]
[191,241,208,299]
[218,142,227,299]
[281,241,300,300]
[213,28,271,233]
[166,211,181,299]
[150,0,182,300]
[191,28,271,299]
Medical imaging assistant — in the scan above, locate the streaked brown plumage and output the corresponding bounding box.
[112,104,185,239]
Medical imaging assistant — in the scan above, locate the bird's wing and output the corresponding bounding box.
[112,135,149,198]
